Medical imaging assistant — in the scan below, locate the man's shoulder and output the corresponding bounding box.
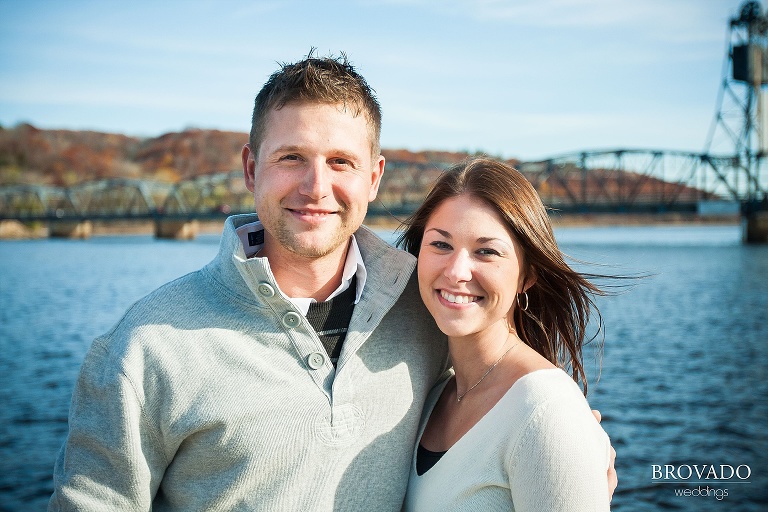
[387,272,443,338]
[354,225,414,265]
[86,266,235,375]
[97,268,212,347]
[394,270,422,305]
[132,268,209,316]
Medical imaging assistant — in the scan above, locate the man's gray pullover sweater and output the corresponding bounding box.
[49,214,449,511]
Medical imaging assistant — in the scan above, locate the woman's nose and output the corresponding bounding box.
[444,250,473,282]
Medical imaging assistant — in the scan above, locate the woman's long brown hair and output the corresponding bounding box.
[397,157,609,394]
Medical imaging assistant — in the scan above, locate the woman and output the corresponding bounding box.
[399,158,612,511]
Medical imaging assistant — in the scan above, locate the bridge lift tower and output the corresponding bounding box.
[705,0,768,242]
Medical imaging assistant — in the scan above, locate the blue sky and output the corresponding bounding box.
[0,0,747,160]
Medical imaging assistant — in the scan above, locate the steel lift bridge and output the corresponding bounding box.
[1,1,767,242]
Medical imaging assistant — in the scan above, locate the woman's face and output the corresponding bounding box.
[417,194,528,340]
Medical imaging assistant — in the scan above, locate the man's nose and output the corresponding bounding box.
[299,159,332,199]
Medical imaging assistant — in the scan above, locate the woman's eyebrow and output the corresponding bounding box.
[477,236,510,244]
[425,227,451,238]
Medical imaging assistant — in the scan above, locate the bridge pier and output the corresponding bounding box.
[743,209,768,244]
[0,220,37,239]
[155,219,199,240]
[49,220,93,239]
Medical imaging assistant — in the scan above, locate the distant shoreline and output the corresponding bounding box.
[1,213,741,240]
[365,212,741,231]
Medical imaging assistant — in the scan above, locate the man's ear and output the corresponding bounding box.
[368,154,385,202]
[242,144,256,192]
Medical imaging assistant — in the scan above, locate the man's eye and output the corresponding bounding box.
[330,158,351,167]
[280,154,301,161]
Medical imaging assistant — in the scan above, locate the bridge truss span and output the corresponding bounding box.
[517,148,764,214]
[70,178,174,219]
[161,170,252,218]
[2,150,761,222]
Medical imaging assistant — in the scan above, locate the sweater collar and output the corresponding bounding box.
[209,214,415,309]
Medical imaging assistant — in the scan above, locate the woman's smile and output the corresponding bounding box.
[438,290,481,305]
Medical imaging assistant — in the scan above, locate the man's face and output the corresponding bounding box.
[243,102,384,261]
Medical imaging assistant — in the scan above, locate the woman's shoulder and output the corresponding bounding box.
[499,368,603,445]
[507,368,586,407]
[502,369,610,477]
[507,368,607,444]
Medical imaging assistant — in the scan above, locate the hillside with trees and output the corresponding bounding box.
[0,124,248,186]
[0,124,493,188]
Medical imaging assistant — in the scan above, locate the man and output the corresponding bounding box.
[50,54,614,511]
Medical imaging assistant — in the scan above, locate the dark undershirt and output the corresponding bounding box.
[416,443,447,475]
[305,276,357,366]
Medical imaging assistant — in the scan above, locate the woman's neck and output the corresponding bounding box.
[449,325,520,397]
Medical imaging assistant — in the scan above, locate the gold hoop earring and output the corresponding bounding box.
[517,291,529,311]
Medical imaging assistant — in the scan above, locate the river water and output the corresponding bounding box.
[1,224,766,511]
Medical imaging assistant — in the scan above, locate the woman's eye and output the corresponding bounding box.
[477,248,501,257]
[428,241,452,250]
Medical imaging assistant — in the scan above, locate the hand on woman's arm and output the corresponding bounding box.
[592,409,618,502]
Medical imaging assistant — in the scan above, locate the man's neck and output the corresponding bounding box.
[261,237,350,302]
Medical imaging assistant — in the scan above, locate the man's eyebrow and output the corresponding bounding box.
[270,144,303,154]
[329,149,362,162]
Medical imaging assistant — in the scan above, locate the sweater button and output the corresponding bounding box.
[257,282,275,297]
[307,352,325,369]
[281,311,301,329]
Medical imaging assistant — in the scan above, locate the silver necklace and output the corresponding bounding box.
[456,340,519,402]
